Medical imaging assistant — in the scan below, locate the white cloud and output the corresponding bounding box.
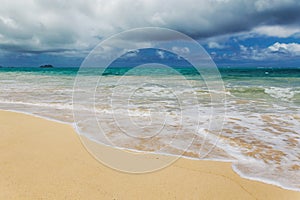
[268,42,300,55]
[171,46,190,55]
[254,0,292,11]
[156,50,165,59]
[254,25,300,38]
[0,16,18,29]
[207,41,225,49]
[238,42,300,60]
[0,0,300,56]
[124,49,140,58]
[239,45,248,52]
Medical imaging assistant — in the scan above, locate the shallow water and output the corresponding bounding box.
[0,66,299,190]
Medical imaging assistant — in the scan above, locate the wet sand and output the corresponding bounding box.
[0,110,299,199]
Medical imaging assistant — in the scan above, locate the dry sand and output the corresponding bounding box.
[0,110,299,199]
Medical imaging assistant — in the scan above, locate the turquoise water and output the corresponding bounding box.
[1,66,300,77]
[0,66,299,190]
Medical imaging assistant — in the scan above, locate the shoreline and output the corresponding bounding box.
[1,108,299,192]
[0,110,299,199]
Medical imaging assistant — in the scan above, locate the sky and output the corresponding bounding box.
[0,0,300,67]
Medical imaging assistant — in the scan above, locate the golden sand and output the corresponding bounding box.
[0,110,299,199]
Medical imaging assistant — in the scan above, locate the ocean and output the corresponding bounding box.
[0,66,299,191]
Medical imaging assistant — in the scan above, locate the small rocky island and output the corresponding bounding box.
[39,64,54,68]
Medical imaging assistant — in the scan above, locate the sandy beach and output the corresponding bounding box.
[0,110,299,199]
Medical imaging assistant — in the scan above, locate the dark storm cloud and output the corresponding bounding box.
[175,0,300,38]
[0,0,300,55]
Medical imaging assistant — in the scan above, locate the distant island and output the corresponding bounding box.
[39,64,54,68]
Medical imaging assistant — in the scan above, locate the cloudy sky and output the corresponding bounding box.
[0,0,300,67]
